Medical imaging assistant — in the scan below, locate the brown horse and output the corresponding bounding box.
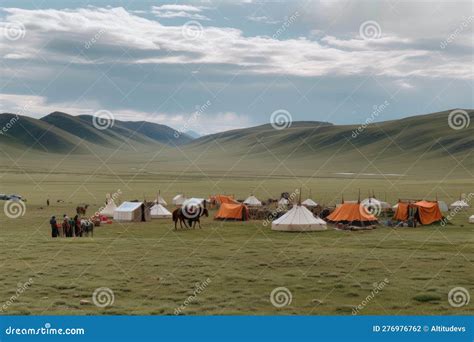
[172,207,209,230]
[76,204,89,215]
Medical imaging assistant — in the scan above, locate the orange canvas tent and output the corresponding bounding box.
[215,203,249,221]
[327,202,378,226]
[215,195,238,205]
[393,200,442,225]
[415,201,443,224]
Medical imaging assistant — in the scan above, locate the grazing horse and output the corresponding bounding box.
[172,207,209,230]
[76,204,89,215]
[81,219,94,237]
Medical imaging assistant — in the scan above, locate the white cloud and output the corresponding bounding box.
[0,6,472,82]
[247,15,280,24]
[151,4,210,20]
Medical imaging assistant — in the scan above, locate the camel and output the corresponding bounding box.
[76,204,89,215]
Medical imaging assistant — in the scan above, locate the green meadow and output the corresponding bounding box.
[0,160,472,316]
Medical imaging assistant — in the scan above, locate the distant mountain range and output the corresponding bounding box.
[0,111,193,153]
[0,110,472,173]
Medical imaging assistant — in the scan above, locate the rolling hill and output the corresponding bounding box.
[0,109,472,178]
[0,111,193,154]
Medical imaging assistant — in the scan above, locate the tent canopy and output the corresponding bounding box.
[469,215,474,224]
[155,194,167,206]
[215,203,249,221]
[302,198,318,207]
[150,204,172,218]
[215,195,238,204]
[327,202,378,226]
[272,205,326,231]
[450,200,470,209]
[244,195,262,206]
[393,201,443,225]
[361,197,391,209]
[100,198,117,217]
[115,201,142,212]
[172,194,186,206]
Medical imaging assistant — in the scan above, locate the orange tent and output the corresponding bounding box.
[215,203,249,221]
[327,202,378,226]
[394,201,442,225]
[393,202,410,221]
[414,201,442,224]
[215,195,238,205]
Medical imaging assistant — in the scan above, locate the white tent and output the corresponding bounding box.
[100,199,117,217]
[449,200,470,210]
[278,198,289,206]
[469,215,474,224]
[272,205,327,231]
[437,200,449,212]
[302,198,318,207]
[361,198,391,209]
[150,204,172,219]
[114,201,150,222]
[154,192,167,206]
[172,194,186,206]
[244,195,262,207]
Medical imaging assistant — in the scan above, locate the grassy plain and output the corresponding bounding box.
[0,156,472,315]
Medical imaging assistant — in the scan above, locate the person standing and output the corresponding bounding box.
[46,198,50,207]
[50,216,58,238]
[62,214,70,237]
[74,215,81,237]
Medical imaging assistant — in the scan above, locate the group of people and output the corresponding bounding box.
[49,214,90,238]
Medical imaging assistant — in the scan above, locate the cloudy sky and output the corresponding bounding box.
[0,0,472,134]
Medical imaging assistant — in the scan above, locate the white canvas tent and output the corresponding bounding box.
[100,198,117,217]
[449,200,470,210]
[154,192,167,206]
[150,204,172,219]
[361,198,391,209]
[244,195,262,207]
[172,194,186,206]
[437,200,449,212]
[469,215,474,224]
[302,198,318,208]
[114,201,150,222]
[272,205,327,231]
